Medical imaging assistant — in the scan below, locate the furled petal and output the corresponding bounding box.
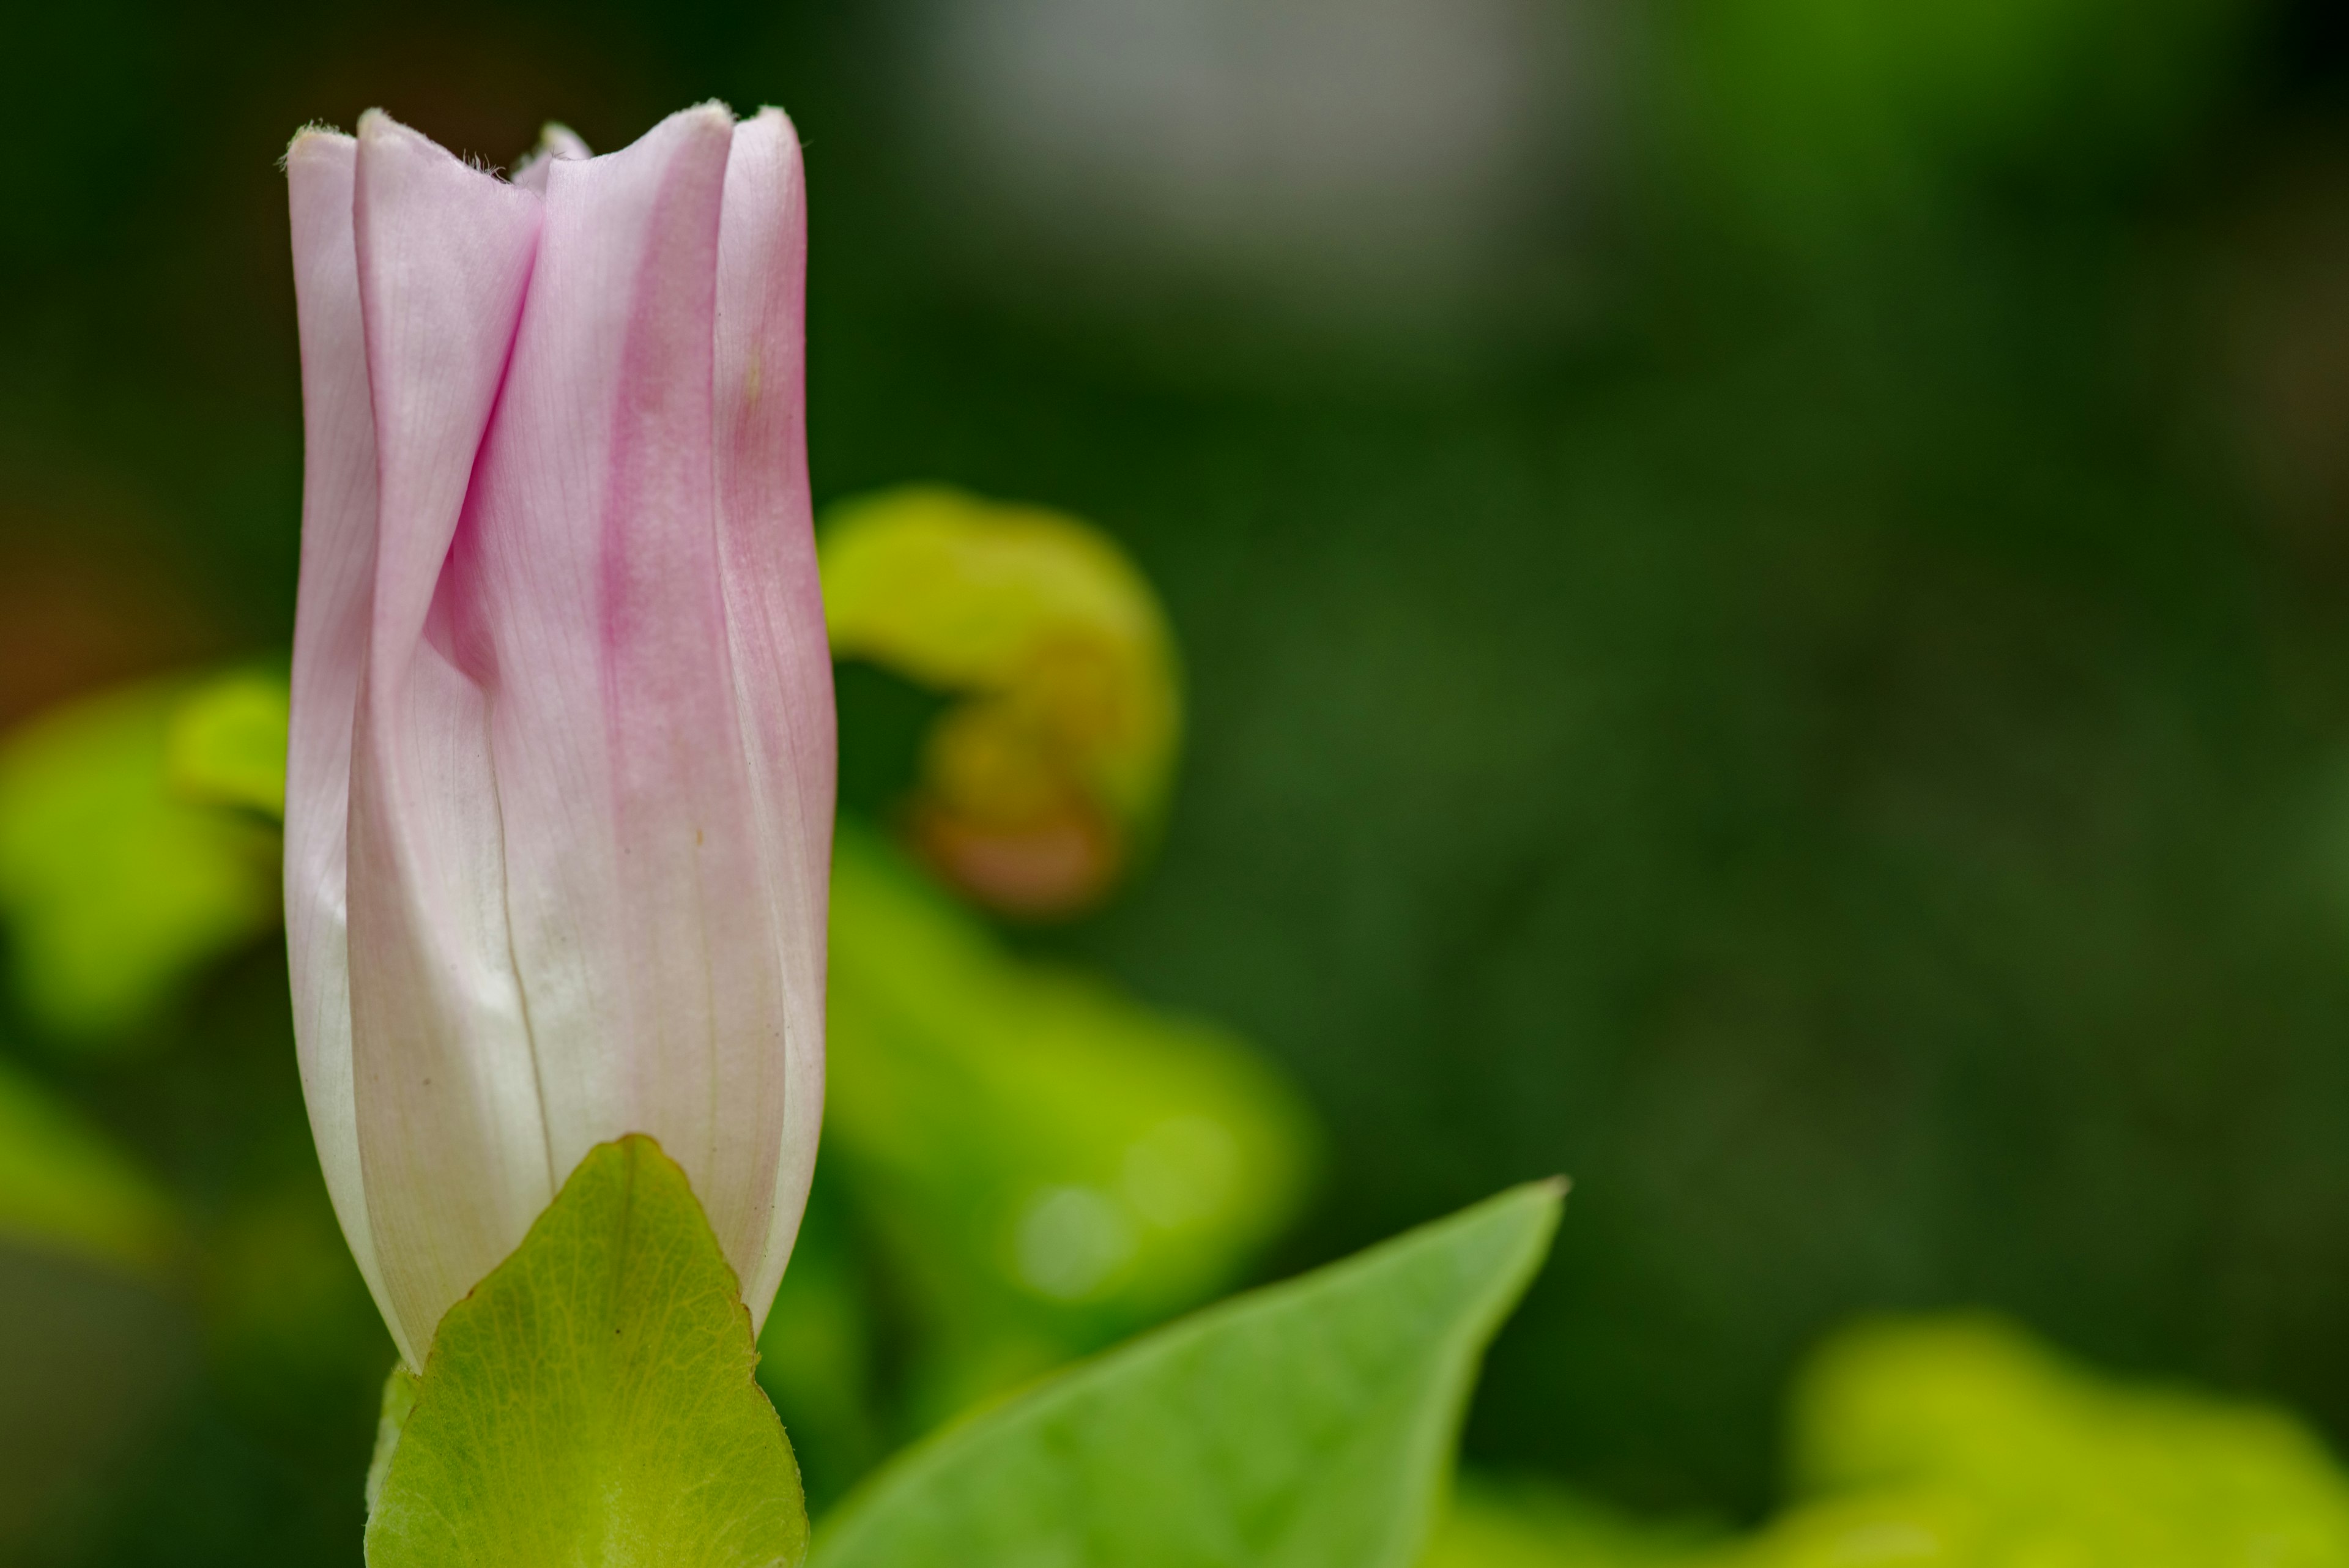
[345,110,547,1369]
[283,127,388,1334]
[289,104,831,1369]
[713,108,834,1321]
[453,100,820,1339]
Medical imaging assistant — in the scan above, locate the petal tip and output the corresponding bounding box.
[355,109,461,167]
[677,100,738,138]
[282,122,354,172]
[743,105,801,141]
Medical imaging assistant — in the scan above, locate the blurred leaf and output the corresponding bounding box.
[0,1055,176,1279]
[757,1175,890,1517]
[1722,1488,1984,1567]
[826,819,1318,1422]
[1423,1476,1721,1568]
[166,666,289,820]
[821,485,1182,916]
[0,1243,195,1550]
[814,1180,1563,1568]
[204,1176,391,1430]
[1728,1314,2349,1563]
[366,1135,808,1568]
[0,676,278,1041]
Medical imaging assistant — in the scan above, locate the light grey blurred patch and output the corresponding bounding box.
[905,0,1604,353]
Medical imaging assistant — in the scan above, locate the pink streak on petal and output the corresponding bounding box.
[284,128,391,1333]
[346,110,547,1369]
[713,106,834,1331]
[453,103,802,1306]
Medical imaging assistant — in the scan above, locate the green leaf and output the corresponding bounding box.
[365,1135,809,1568]
[0,675,278,1041]
[365,1364,420,1520]
[813,1180,1563,1568]
[826,821,1319,1421]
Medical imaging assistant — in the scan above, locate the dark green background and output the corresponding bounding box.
[6,0,2349,1558]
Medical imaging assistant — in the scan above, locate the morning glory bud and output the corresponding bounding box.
[283,105,834,1370]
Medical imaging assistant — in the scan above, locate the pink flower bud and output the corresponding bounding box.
[283,105,833,1370]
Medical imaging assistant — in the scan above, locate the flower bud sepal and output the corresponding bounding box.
[363,1135,808,1568]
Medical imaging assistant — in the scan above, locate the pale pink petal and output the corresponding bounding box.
[345,110,547,1369]
[713,106,833,1329]
[289,103,831,1366]
[451,102,813,1318]
[283,127,388,1328]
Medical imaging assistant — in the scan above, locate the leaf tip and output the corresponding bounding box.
[1501,1175,1570,1230]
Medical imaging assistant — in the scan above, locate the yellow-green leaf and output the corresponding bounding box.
[1730,1313,2349,1565]
[820,485,1182,915]
[0,676,278,1039]
[366,1135,809,1568]
[166,666,290,819]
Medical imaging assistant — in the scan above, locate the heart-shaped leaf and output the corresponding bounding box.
[366,1135,808,1568]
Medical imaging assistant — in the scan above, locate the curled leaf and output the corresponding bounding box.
[820,486,1181,915]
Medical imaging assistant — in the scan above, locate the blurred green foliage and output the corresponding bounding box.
[776,492,1312,1499]
[815,1183,1559,1568]
[0,1059,176,1280]
[1660,0,2255,244]
[1427,1318,2349,1567]
[751,818,1324,1504]
[0,679,278,1042]
[754,1179,889,1515]
[781,820,1318,1457]
[1746,1315,2349,1564]
[1423,1478,1722,1568]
